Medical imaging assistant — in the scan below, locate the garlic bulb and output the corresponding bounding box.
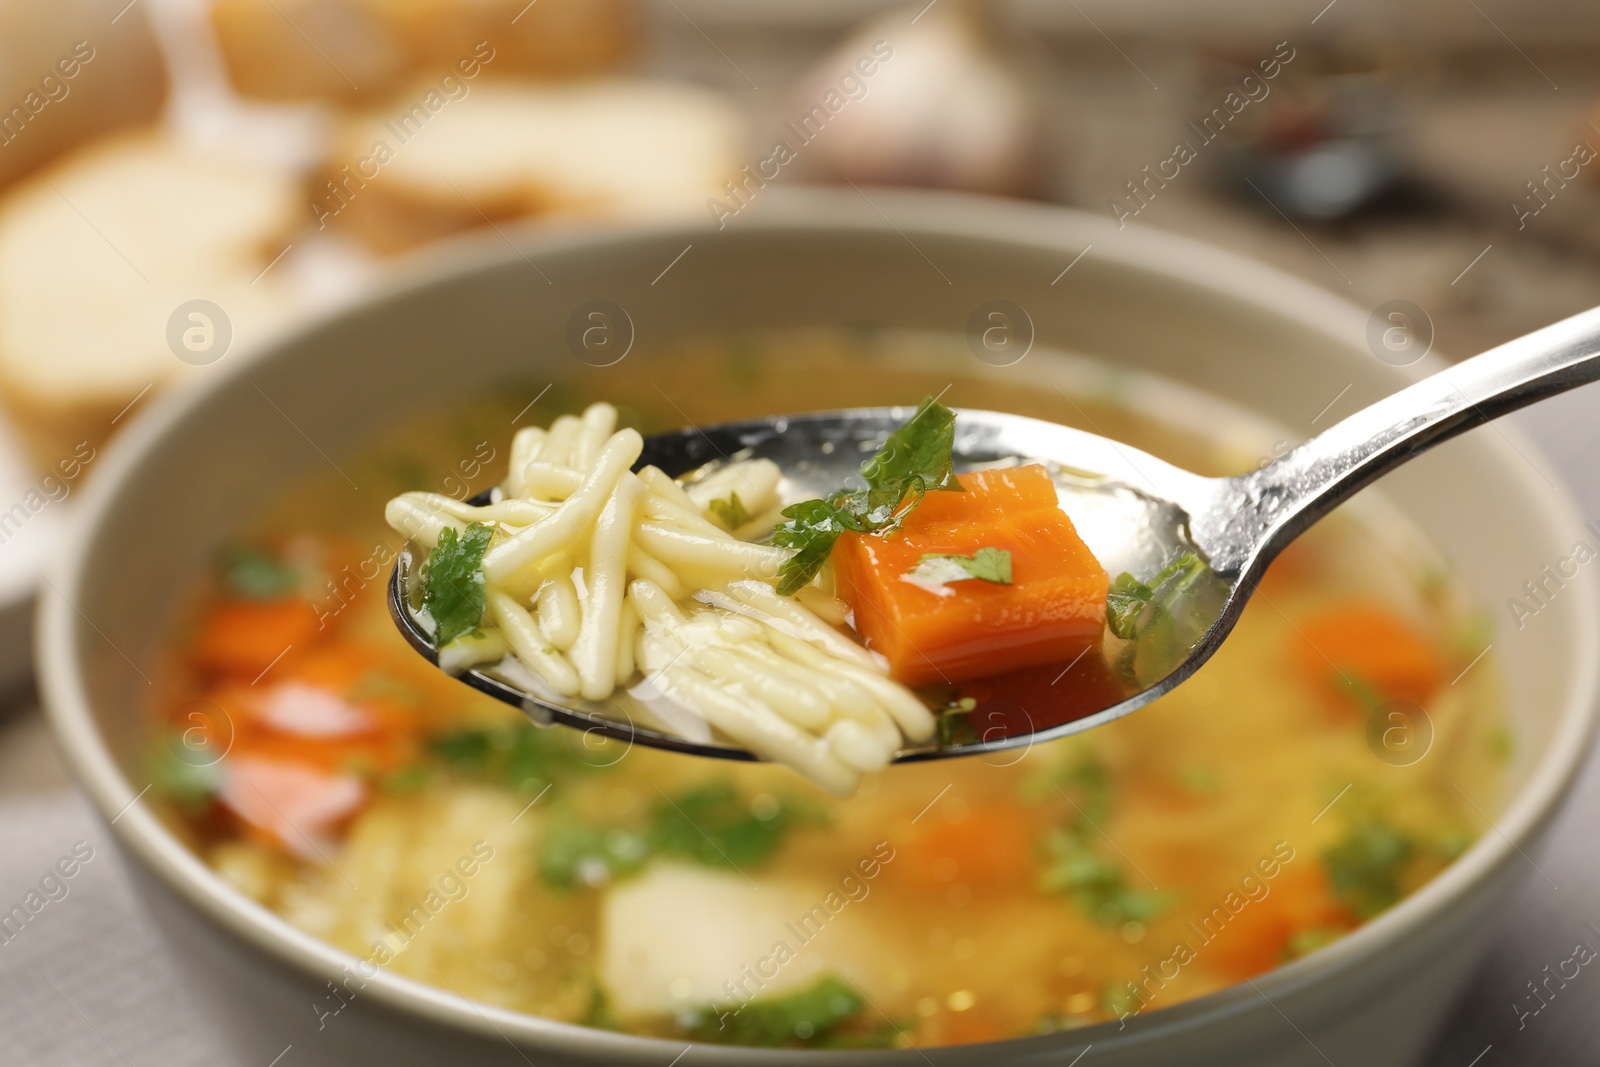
[788,0,1042,197]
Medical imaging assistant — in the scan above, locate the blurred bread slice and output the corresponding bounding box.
[211,0,634,103]
[318,79,743,253]
[0,0,167,189]
[0,131,300,467]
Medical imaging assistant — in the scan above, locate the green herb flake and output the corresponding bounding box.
[535,782,816,890]
[685,976,865,1047]
[539,822,651,889]
[905,546,1013,592]
[429,720,614,793]
[147,737,225,812]
[648,782,811,870]
[770,397,961,595]
[219,545,299,600]
[1321,819,1416,919]
[1105,551,1207,640]
[859,396,959,493]
[1037,828,1171,926]
[708,492,754,531]
[422,523,493,646]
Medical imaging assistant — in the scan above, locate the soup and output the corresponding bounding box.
[148,332,1508,1048]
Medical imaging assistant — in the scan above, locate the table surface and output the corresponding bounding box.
[4,20,1600,1067]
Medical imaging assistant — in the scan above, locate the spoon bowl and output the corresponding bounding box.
[391,304,1600,763]
[389,405,1228,763]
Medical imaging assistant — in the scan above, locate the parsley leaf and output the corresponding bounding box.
[905,547,1013,591]
[430,719,614,793]
[1029,746,1168,926]
[648,782,810,869]
[535,782,817,890]
[1322,818,1416,918]
[1105,549,1225,687]
[422,523,493,646]
[1038,827,1171,926]
[770,397,960,595]
[708,491,754,530]
[540,822,651,889]
[859,396,959,493]
[147,736,224,813]
[220,545,299,600]
[1105,550,1207,639]
[684,976,866,1047]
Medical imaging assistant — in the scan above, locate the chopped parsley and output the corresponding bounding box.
[1321,818,1416,918]
[1038,828,1170,926]
[1029,747,1167,925]
[147,736,224,812]
[422,523,493,646]
[1105,549,1221,685]
[903,547,1012,592]
[770,397,960,595]
[685,976,867,1047]
[540,822,651,889]
[219,545,299,600]
[708,492,754,530]
[429,719,614,793]
[1105,550,1208,639]
[537,782,816,889]
[649,783,810,869]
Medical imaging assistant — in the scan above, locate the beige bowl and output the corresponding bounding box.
[40,189,1600,1066]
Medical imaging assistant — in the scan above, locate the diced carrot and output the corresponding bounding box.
[893,804,1036,891]
[1199,864,1341,981]
[833,465,1108,687]
[1293,603,1445,707]
[194,599,321,678]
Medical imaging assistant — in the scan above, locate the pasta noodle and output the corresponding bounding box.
[387,403,936,795]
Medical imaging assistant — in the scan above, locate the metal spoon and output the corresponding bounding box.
[391,305,1600,764]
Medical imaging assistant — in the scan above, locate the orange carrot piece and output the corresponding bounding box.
[893,804,1036,891]
[1201,865,1341,981]
[194,599,321,678]
[833,465,1108,687]
[1294,602,1445,706]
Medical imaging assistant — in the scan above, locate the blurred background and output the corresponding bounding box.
[2,0,1598,799]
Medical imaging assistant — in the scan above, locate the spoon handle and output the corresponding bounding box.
[1192,304,1600,579]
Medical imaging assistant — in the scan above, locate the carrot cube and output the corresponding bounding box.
[832,465,1109,687]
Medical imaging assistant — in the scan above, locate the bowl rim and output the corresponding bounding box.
[38,186,1600,1061]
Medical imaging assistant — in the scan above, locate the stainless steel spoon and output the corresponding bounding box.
[390,305,1600,764]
